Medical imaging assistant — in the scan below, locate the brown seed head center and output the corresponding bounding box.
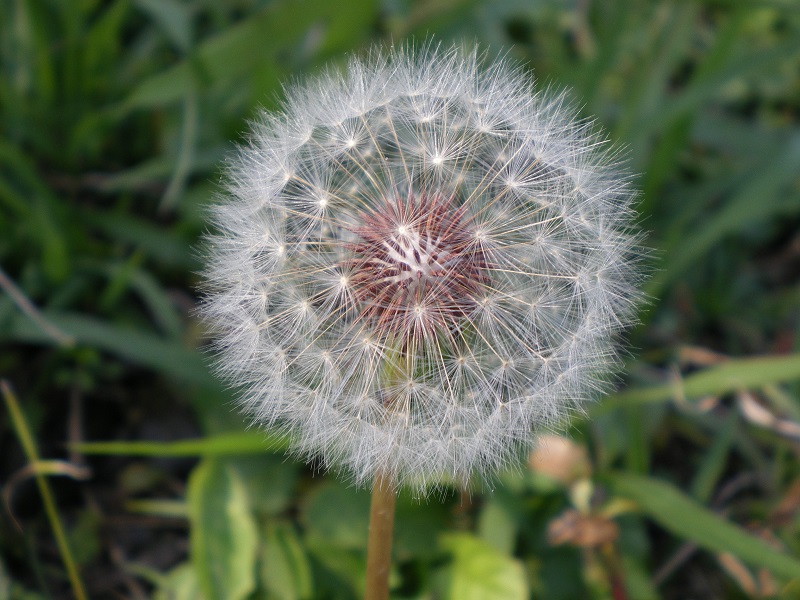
[345,194,488,342]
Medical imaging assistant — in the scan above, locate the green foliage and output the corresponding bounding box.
[609,472,800,580]
[260,522,313,600]
[188,459,258,600]
[441,533,527,600]
[2,0,800,598]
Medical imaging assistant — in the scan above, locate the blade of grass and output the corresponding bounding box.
[649,134,800,296]
[636,35,800,140]
[159,88,198,214]
[125,0,377,109]
[1,381,88,600]
[690,409,738,503]
[608,472,800,581]
[599,353,800,411]
[4,310,213,386]
[613,2,697,146]
[0,140,69,281]
[80,208,197,269]
[70,431,288,456]
[0,265,74,347]
[134,0,193,53]
[125,499,188,519]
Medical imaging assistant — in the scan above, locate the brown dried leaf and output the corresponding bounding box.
[769,479,800,527]
[678,345,729,367]
[547,509,619,549]
[718,552,758,596]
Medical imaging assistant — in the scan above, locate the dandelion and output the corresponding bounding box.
[201,43,642,596]
[203,43,641,488]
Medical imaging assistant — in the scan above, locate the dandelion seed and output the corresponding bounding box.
[201,43,643,492]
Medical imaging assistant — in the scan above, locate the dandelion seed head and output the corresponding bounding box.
[201,43,644,491]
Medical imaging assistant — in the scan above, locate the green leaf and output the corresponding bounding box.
[231,455,299,516]
[125,0,378,108]
[4,310,213,386]
[394,492,449,560]
[126,268,184,339]
[608,472,800,581]
[302,481,370,550]
[80,208,197,270]
[690,409,737,503]
[613,3,697,146]
[81,0,129,100]
[601,353,800,411]
[126,499,189,519]
[630,34,800,142]
[619,555,659,600]
[261,522,313,600]
[442,533,527,600]
[0,140,69,281]
[151,562,201,600]
[188,459,258,600]
[304,544,364,597]
[134,0,193,53]
[650,134,800,295]
[71,431,287,456]
[477,498,517,556]
[159,90,198,213]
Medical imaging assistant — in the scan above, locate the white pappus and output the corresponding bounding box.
[200,43,644,491]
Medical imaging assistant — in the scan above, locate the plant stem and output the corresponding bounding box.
[364,469,396,600]
[1,381,87,600]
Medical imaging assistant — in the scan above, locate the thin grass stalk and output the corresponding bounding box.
[1,381,88,600]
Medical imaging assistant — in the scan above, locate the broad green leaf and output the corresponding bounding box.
[477,498,517,556]
[261,522,313,600]
[304,544,364,597]
[152,562,201,600]
[393,493,449,560]
[609,472,800,581]
[534,548,585,600]
[624,403,651,474]
[231,455,298,516]
[302,481,370,550]
[601,353,800,411]
[71,431,287,456]
[67,510,101,565]
[188,459,258,600]
[442,533,527,600]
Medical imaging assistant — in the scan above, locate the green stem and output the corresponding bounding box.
[364,469,396,600]
[1,381,88,600]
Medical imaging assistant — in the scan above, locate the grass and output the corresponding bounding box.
[1,0,799,598]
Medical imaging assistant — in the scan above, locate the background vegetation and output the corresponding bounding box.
[1,0,800,598]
